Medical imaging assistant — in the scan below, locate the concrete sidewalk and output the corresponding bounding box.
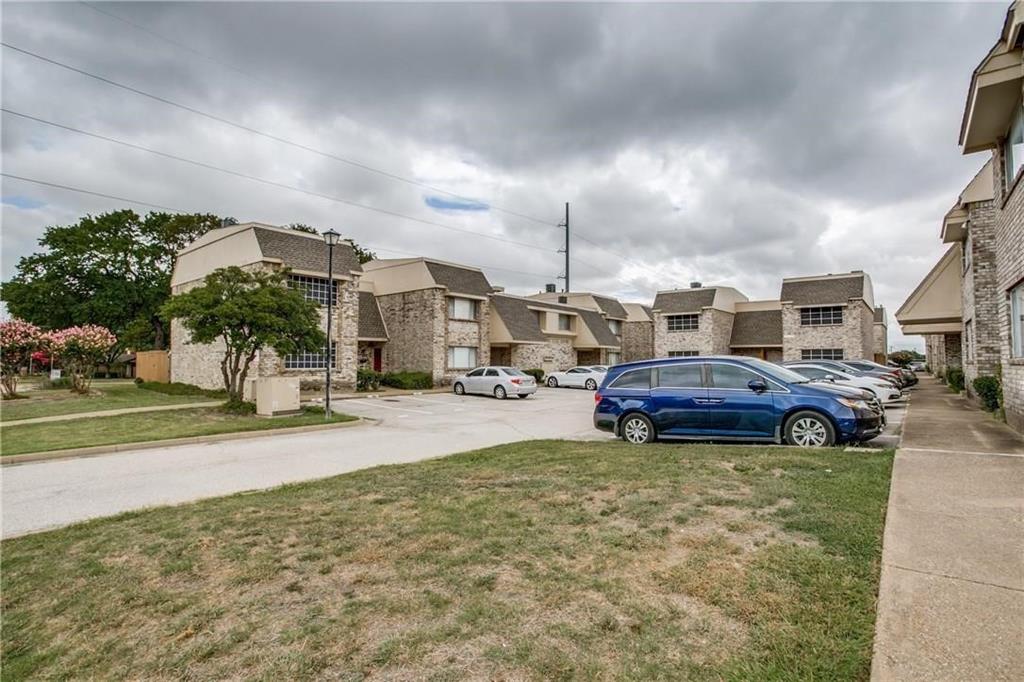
[872,377,1024,681]
[0,401,222,427]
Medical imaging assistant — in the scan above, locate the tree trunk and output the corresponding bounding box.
[152,317,166,351]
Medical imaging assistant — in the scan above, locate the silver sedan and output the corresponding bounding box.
[452,366,538,399]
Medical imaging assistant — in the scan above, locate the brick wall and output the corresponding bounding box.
[511,337,576,372]
[992,143,1024,433]
[621,320,654,361]
[961,200,1003,399]
[442,298,490,384]
[653,309,734,357]
[873,323,888,361]
[781,301,873,361]
[377,289,445,379]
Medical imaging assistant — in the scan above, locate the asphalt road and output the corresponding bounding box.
[1,386,905,538]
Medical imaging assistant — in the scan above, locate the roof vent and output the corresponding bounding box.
[689,281,702,289]
[558,296,568,304]
[545,283,557,293]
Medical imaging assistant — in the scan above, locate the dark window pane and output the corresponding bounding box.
[710,364,759,389]
[610,369,651,389]
[658,363,703,388]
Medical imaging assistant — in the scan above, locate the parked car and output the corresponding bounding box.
[785,360,904,388]
[910,361,927,372]
[594,356,884,447]
[843,359,917,387]
[785,362,903,404]
[546,366,607,390]
[452,366,537,399]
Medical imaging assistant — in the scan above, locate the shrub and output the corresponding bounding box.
[137,381,227,399]
[972,375,1002,412]
[357,368,382,392]
[524,368,545,383]
[946,367,965,393]
[220,399,256,414]
[41,376,73,390]
[134,377,145,385]
[0,318,42,398]
[380,371,433,390]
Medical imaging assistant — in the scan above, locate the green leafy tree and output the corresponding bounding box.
[161,267,325,402]
[0,210,221,353]
[887,350,916,367]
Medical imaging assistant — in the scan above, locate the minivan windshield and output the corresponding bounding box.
[744,358,811,384]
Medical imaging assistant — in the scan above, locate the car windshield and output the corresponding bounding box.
[500,368,528,377]
[745,358,811,384]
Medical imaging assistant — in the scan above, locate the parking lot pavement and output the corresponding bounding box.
[1,387,605,538]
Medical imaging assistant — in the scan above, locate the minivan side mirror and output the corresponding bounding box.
[748,379,767,393]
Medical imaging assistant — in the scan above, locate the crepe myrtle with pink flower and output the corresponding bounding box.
[46,325,118,394]
[0,318,43,398]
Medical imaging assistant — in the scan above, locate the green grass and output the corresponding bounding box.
[0,384,211,423]
[0,407,356,456]
[1,441,893,679]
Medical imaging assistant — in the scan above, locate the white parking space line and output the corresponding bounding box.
[338,400,433,415]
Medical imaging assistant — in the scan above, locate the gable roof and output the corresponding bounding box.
[489,295,546,343]
[253,226,361,276]
[652,288,716,313]
[578,309,620,347]
[358,291,388,340]
[780,274,865,306]
[424,260,493,297]
[591,294,628,320]
[729,310,783,347]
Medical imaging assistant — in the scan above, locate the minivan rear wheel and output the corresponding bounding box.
[620,414,655,444]
[784,411,836,448]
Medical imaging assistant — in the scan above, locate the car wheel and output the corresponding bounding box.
[620,413,655,444]
[547,377,559,388]
[585,379,597,390]
[784,411,836,448]
[453,382,465,395]
[494,385,507,400]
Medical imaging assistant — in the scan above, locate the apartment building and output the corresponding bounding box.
[779,272,877,362]
[651,285,748,357]
[489,293,621,372]
[169,222,364,389]
[620,303,654,362]
[360,258,493,384]
[527,290,628,364]
[899,2,1024,431]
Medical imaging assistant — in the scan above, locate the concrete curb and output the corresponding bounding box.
[1,417,373,466]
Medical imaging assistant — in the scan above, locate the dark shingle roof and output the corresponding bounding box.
[873,306,886,323]
[425,261,493,297]
[592,295,627,320]
[578,309,620,347]
[490,295,546,342]
[652,289,716,313]
[729,310,783,347]
[358,291,388,340]
[253,227,362,276]
[780,275,864,306]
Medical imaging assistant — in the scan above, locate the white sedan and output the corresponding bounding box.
[545,366,607,390]
[787,363,903,403]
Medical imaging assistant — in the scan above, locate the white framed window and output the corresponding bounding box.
[800,306,844,326]
[447,297,477,320]
[287,274,338,307]
[801,349,844,361]
[607,352,621,365]
[447,346,478,369]
[1011,282,1024,358]
[1004,103,1024,190]
[666,314,699,332]
[608,319,621,335]
[667,350,699,357]
[558,314,572,331]
[284,346,336,370]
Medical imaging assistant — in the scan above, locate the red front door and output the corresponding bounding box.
[373,347,382,372]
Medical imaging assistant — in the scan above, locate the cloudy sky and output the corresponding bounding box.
[1,1,1008,350]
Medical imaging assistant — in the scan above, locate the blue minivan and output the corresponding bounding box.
[593,356,883,447]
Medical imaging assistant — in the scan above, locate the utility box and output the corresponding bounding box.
[254,377,301,417]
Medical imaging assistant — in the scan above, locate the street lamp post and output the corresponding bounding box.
[322,229,341,420]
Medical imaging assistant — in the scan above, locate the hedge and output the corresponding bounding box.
[380,371,433,390]
[972,375,1002,412]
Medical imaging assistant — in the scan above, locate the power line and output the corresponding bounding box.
[2,108,554,255]
[0,172,560,281]
[1,41,558,228]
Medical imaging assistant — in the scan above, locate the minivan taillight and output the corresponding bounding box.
[594,392,602,404]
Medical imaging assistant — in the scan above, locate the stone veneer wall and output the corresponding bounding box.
[169,264,359,391]
[441,298,490,384]
[377,289,445,380]
[992,143,1024,433]
[511,337,576,372]
[653,309,734,357]
[873,323,888,362]
[781,301,873,361]
[961,200,1002,399]
[925,334,948,376]
[621,320,654,361]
